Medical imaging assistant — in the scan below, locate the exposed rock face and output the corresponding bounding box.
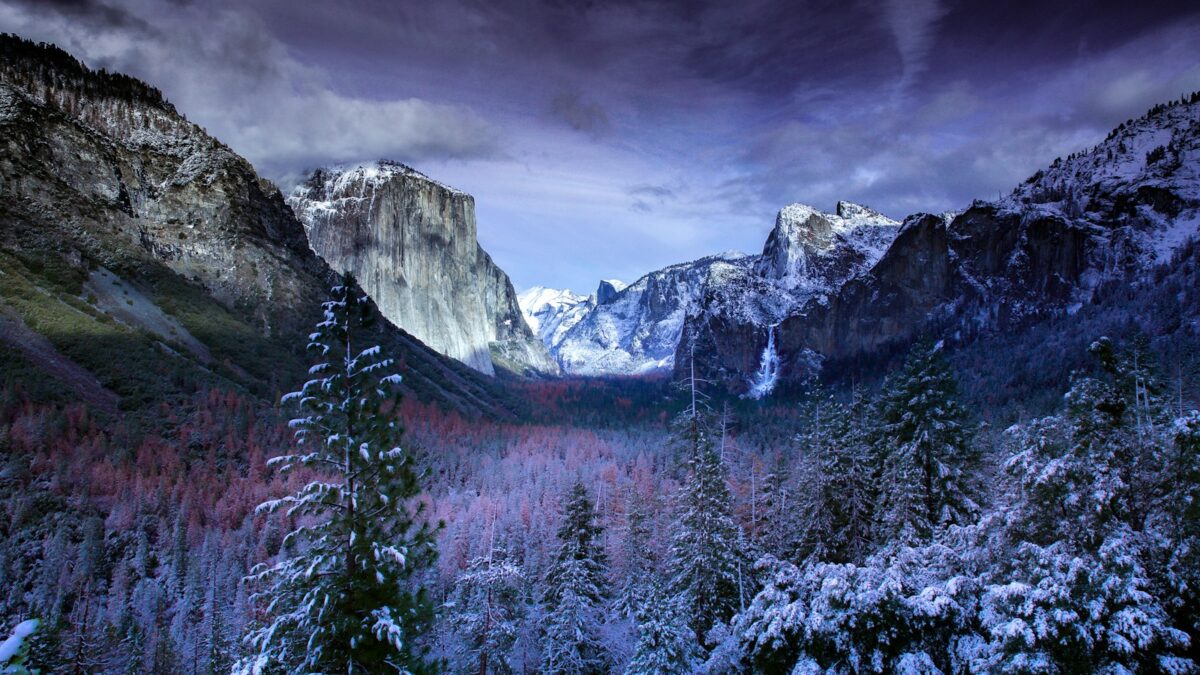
[0,36,517,417]
[288,162,559,377]
[690,93,1200,392]
[534,201,901,378]
[595,279,626,305]
[549,253,754,375]
[0,53,318,336]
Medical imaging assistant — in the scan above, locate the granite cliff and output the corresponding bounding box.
[685,92,1200,392]
[0,35,517,416]
[289,162,559,377]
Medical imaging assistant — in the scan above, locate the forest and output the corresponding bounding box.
[0,276,1196,674]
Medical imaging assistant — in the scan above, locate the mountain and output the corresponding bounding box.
[518,285,592,346]
[288,161,559,378]
[540,253,754,375]
[688,91,1200,394]
[536,201,900,378]
[0,35,518,417]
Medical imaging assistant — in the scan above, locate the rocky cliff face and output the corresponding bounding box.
[530,200,901,378]
[0,35,518,417]
[543,254,754,375]
[288,162,558,377]
[689,92,1200,392]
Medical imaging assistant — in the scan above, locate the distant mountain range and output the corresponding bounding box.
[520,93,1200,397]
[2,32,1197,407]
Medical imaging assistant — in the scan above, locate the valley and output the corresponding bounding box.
[0,27,1198,675]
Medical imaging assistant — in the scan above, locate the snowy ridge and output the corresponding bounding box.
[518,286,592,348]
[998,94,1200,266]
[550,253,752,375]
[289,160,466,233]
[539,202,901,377]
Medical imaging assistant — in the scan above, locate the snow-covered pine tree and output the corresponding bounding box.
[236,275,439,675]
[666,406,746,645]
[792,388,873,564]
[1006,339,1149,551]
[1162,412,1200,657]
[449,544,525,675]
[541,481,609,674]
[756,452,797,562]
[614,490,655,619]
[625,578,700,675]
[873,340,975,543]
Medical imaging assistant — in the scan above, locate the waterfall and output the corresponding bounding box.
[745,325,780,399]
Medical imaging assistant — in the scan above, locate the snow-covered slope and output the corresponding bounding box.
[550,253,752,375]
[518,286,593,349]
[692,91,1200,393]
[999,95,1200,266]
[534,201,901,377]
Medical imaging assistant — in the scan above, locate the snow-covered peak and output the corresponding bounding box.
[518,287,587,330]
[996,93,1200,264]
[518,286,593,351]
[288,160,468,226]
[321,159,467,197]
[758,202,900,288]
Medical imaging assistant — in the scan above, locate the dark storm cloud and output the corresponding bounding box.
[1,0,1198,291]
[0,0,505,178]
[550,91,611,135]
[18,0,152,31]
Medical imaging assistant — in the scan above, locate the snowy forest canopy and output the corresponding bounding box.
[0,274,1197,673]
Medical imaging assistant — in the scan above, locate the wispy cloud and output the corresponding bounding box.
[0,0,504,178]
[2,0,1198,293]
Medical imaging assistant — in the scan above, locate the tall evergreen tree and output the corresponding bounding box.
[450,543,525,675]
[624,578,699,675]
[666,407,745,644]
[236,275,439,675]
[873,340,975,542]
[793,388,874,564]
[541,481,609,674]
[614,490,655,619]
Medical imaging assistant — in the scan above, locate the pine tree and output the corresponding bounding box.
[236,275,439,675]
[614,490,655,619]
[541,481,609,674]
[756,452,796,561]
[450,543,525,675]
[624,578,699,675]
[793,388,873,564]
[666,408,746,644]
[873,340,975,542]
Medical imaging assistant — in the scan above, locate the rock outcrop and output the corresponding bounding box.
[289,162,559,377]
[690,92,1200,392]
[0,35,517,417]
[533,201,900,378]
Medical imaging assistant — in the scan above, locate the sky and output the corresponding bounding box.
[2,0,1199,294]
